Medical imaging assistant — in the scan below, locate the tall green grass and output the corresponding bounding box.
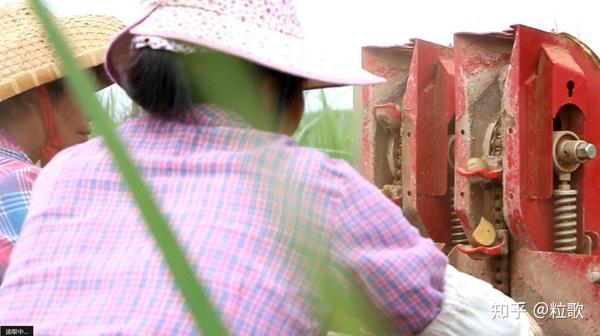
[294,91,355,164]
[94,86,141,137]
[98,86,141,124]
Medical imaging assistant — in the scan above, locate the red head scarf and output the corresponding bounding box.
[35,86,64,166]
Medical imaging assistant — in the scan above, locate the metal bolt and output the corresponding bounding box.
[588,270,600,284]
[576,143,597,160]
[374,104,401,131]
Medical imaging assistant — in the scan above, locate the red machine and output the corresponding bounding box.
[360,45,413,212]
[401,39,455,246]
[360,25,600,335]
[503,25,600,335]
[452,30,514,295]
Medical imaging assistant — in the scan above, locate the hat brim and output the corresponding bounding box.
[0,14,124,102]
[106,6,385,91]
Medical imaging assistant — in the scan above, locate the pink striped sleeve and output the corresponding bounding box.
[330,161,447,334]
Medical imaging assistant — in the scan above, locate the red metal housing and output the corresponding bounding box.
[503,25,600,254]
[359,25,600,335]
[453,31,514,239]
[401,40,454,245]
[360,46,413,188]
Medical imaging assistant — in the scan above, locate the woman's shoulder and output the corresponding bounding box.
[0,160,40,190]
[265,136,362,187]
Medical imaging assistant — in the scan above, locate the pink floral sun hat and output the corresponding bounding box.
[105,0,385,90]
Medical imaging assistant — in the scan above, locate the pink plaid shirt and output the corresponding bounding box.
[0,105,446,335]
[0,131,39,281]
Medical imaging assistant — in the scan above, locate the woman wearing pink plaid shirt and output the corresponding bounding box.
[0,0,541,335]
[0,2,123,282]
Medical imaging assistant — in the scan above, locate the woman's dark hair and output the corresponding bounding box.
[124,48,304,121]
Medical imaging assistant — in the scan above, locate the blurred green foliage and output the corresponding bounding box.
[294,91,355,164]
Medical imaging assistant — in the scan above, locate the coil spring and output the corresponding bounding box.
[554,187,578,253]
[450,186,469,245]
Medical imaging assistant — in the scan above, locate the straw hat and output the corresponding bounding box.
[0,1,124,103]
[106,0,385,90]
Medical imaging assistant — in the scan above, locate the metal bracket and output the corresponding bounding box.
[456,229,509,260]
[457,166,502,181]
